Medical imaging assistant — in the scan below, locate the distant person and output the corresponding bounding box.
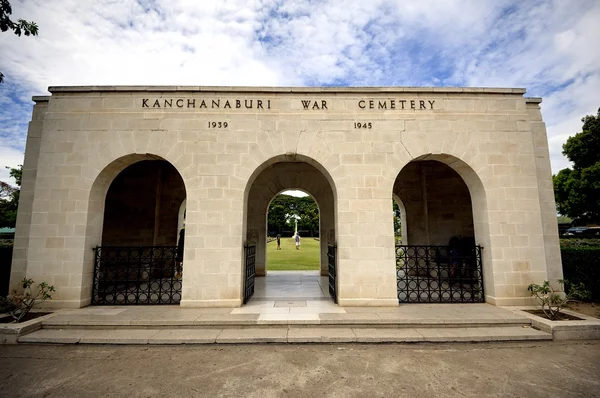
[295,232,300,250]
[276,234,281,250]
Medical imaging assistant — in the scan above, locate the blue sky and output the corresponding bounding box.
[0,0,599,185]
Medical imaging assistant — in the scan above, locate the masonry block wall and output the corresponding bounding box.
[10,86,562,308]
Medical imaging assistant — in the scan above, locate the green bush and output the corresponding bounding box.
[560,238,600,249]
[4,278,55,322]
[561,241,600,301]
[528,279,590,320]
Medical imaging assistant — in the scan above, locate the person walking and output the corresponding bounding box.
[295,232,301,250]
[276,234,281,250]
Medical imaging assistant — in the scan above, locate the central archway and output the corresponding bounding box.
[243,155,337,303]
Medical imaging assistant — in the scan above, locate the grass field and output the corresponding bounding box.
[266,237,320,270]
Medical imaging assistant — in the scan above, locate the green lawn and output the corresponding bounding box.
[266,237,320,270]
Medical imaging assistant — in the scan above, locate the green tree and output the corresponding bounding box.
[1,0,39,83]
[297,196,319,236]
[0,165,22,227]
[267,194,320,236]
[267,194,296,234]
[267,196,289,234]
[553,108,600,224]
[392,200,402,236]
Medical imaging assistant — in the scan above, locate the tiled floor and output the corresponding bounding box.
[253,271,330,300]
[240,271,342,320]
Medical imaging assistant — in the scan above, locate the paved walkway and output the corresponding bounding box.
[254,271,330,300]
[39,302,534,325]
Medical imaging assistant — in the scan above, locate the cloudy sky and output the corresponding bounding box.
[1,0,599,186]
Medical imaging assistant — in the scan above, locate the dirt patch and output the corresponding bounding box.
[2,343,600,397]
[0,312,51,324]
[566,302,600,319]
[524,310,583,321]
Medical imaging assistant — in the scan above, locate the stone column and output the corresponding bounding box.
[527,99,563,283]
[10,97,48,292]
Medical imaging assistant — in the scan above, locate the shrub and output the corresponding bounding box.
[527,279,590,320]
[560,241,600,301]
[2,278,55,323]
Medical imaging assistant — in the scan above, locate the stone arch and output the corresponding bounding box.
[243,153,338,202]
[80,153,188,305]
[391,153,494,301]
[242,155,338,299]
[234,130,345,195]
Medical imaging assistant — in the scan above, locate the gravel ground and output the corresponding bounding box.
[1,341,599,397]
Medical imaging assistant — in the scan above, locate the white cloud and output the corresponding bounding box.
[0,0,598,177]
[0,0,287,88]
[282,190,309,198]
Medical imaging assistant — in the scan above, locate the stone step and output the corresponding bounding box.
[19,325,551,344]
[41,316,531,329]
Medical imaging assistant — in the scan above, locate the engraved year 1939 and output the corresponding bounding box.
[354,122,372,129]
[208,121,228,128]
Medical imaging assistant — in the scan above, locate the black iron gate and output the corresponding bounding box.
[396,245,484,303]
[92,246,182,305]
[328,244,337,303]
[243,243,256,304]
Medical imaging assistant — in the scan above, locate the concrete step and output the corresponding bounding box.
[19,325,551,344]
[41,316,532,329]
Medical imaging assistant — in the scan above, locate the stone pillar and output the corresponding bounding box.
[527,99,563,283]
[335,158,398,307]
[10,97,48,292]
[319,195,334,276]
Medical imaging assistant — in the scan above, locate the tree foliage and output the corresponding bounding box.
[267,194,319,236]
[0,165,22,228]
[0,0,39,83]
[553,108,600,224]
[392,200,402,236]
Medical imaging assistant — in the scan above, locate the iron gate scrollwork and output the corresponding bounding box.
[92,246,183,305]
[243,243,256,304]
[328,244,337,303]
[396,244,484,303]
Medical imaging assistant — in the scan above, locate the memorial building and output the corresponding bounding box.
[10,86,562,308]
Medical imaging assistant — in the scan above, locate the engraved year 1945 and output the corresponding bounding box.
[354,122,372,129]
[208,121,228,128]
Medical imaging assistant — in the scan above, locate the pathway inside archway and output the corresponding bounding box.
[245,159,337,305]
[235,270,343,318]
[254,271,329,301]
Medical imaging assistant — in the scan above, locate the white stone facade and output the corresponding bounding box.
[10,86,562,308]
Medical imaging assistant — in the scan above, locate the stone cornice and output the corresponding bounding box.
[46,86,527,95]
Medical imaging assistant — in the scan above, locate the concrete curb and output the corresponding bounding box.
[0,312,60,344]
[504,307,600,341]
[18,326,551,345]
